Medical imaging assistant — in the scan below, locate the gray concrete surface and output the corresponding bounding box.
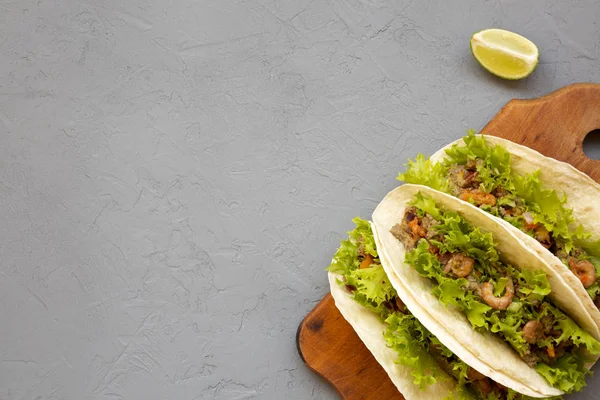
[1,0,600,399]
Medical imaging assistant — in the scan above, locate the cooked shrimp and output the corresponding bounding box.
[569,258,597,289]
[522,320,544,344]
[408,218,427,238]
[459,189,497,206]
[479,279,514,310]
[444,253,474,278]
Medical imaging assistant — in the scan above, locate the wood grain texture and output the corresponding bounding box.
[297,83,600,400]
[482,83,600,181]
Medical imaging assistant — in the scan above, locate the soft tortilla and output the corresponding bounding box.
[430,135,600,331]
[373,184,600,397]
[371,222,549,398]
[328,272,461,400]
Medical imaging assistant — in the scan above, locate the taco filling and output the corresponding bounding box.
[389,193,600,393]
[328,218,539,400]
[398,131,600,306]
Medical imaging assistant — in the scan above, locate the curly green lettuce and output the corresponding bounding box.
[384,313,448,390]
[386,313,483,400]
[327,217,377,277]
[385,313,553,400]
[399,153,450,193]
[327,219,396,318]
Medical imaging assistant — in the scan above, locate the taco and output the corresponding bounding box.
[371,184,600,397]
[398,131,600,330]
[328,218,553,399]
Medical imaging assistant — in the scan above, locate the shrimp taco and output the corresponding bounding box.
[328,218,558,399]
[398,131,600,330]
[371,184,600,398]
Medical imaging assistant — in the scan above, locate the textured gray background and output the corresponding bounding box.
[1,0,600,399]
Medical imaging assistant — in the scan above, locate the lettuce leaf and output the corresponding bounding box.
[386,313,481,400]
[412,191,443,220]
[327,217,377,277]
[580,239,600,259]
[586,281,600,302]
[345,265,396,318]
[327,217,397,318]
[384,313,446,389]
[511,171,588,253]
[512,267,552,304]
[443,130,512,188]
[398,153,451,193]
[443,361,475,400]
[537,304,600,356]
[536,353,591,393]
[487,311,527,355]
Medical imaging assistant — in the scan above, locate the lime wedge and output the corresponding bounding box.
[470,29,539,80]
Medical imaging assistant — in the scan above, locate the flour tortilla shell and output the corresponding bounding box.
[328,272,460,400]
[372,184,600,397]
[371,224,552,398]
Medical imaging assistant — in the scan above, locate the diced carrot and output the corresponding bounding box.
[547,344,555,358]
[408,218,426,238]
[360,254,373,269]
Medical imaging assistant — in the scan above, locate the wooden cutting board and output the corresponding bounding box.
[296,83,600,400]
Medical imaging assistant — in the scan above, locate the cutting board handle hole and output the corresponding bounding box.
[583,129,600,160]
